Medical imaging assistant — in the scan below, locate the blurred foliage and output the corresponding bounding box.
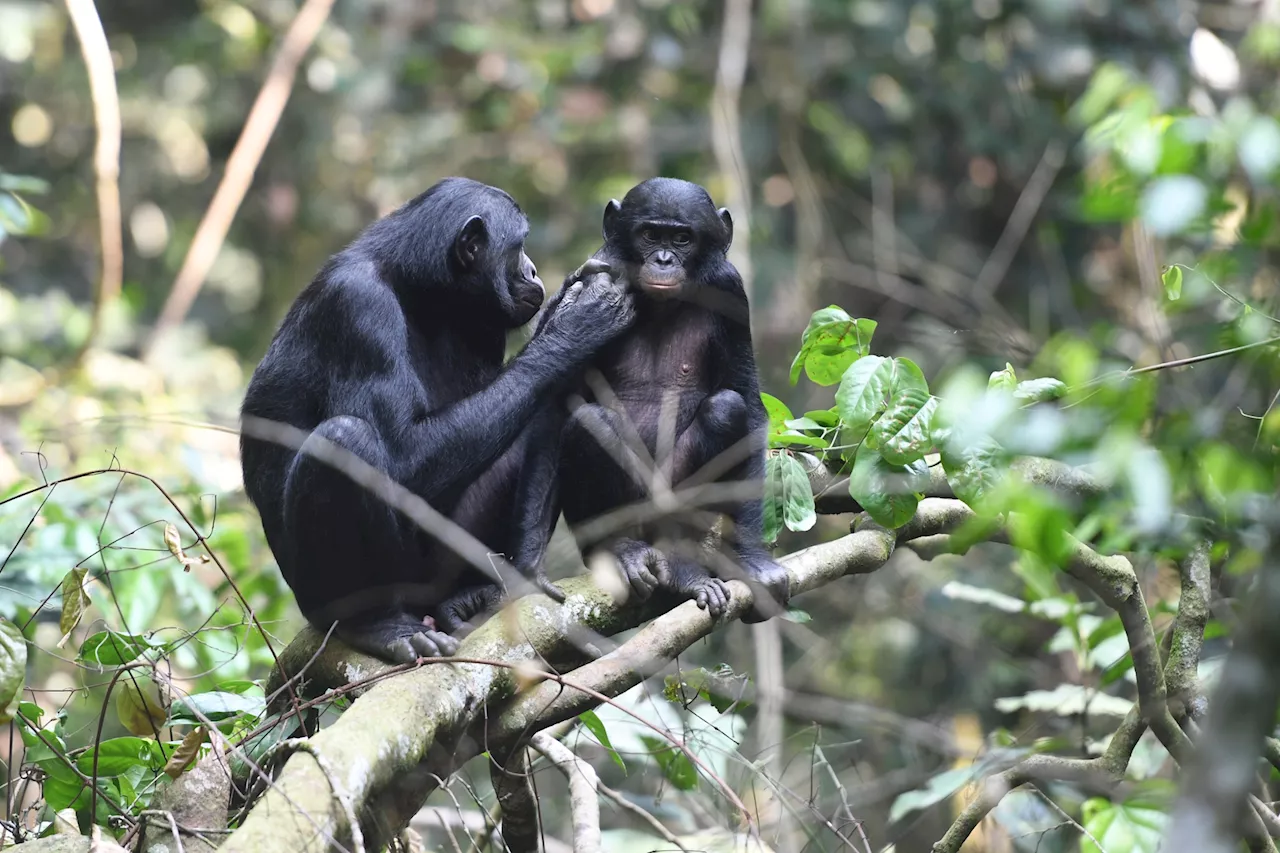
[0,0,1278,850]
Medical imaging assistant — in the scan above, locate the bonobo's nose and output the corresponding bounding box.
[655,249,676,267]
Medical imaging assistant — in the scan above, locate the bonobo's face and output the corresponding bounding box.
[504,243,544,326]
[631,220,694,299]
[605,178,733,302]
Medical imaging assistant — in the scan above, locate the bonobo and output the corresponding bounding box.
[511,177,791,621]
[239,177,634,664]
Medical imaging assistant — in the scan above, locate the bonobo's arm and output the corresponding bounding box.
[332,268,632,503]
[714,292,793,620]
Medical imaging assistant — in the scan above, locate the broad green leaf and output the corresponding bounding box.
[782,453,816,532]
[848,449,926,529]
[888,766,977,823]
[115,676,168,737]
[1161,265,1183,301]
[875,392,937,465]
[0,173,51,194]
[1012,378,1067,403]
[988,363,1017,392]
[170,691,266,724]
[789,306,877,385]
[639,735,698,791]
[940,437,1006,509]
[835,355,892,439]
[771,430,828,449]
[59,567,91,642]
[663,667,748,714]
[78,631,157,668]
[75,737,156,777]
[1007,497,1075,566]
[760,393,793,434]
[994,684,1133,718]
[763,456,785,544]
[802,408,841,427]
[1081,797,1167,853]
[783,417,825,431]
[578,710,625,772]
[0,619,26,724]
[40,772,87,813]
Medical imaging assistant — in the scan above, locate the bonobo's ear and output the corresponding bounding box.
[718,207,734,249]
[455,215,489,269]
[602,199,623,240]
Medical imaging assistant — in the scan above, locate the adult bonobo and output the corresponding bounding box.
[240,177,634,664]
[511,177,791,621]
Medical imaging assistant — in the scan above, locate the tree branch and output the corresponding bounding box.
[529,732,602,853]
[63,0,123,355]
[144,0,335,360]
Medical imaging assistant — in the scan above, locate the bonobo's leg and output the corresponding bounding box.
[668,389,749,487]
[508,407,570,602]
[666,555,730,619]
[665,391,791,622]
[283,415,460,663]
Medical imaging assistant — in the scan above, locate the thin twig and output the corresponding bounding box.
[709,0,755,306]
[529,733,601,853]
[144,0,335,358]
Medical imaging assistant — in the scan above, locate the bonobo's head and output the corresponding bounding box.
[602,177,732,301]
[386,177,544,327]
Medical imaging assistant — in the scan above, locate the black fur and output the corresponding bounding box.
[240,177,634,663]
[511,177,791,622]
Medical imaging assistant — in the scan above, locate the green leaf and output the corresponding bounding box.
[802,408,841,427]
[778,453,816,533]
[940,437,1006,510]
[762,456,785,544]
[783,417,825,432]
[834,355,892,439]
[848,449,926,529]
[40,772,87,812]
[988,363,1017,392]
[59,567,91,641]
[639,735,699,791]
[170,691,266,724]
[578,710,626,772]
[994,685,1133,718]
[760,393,793,434]
[873,365,937,465]
[1161,265,1183,301]
[1081,797,1167,853]
[790,306,877,385]
[0,173,51,194]
[75,737,156,777]
[78,631,157,668]
[1012,378,1067,403]
[771,430,829,449]
[888,766,978,823]
[0,619,27,725]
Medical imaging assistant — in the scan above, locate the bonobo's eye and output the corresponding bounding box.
[672,231,691,247]
[641,227,656,243]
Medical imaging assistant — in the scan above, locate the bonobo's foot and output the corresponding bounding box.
[737,552,792,623]
[608,538,671,602]
[335,612,460,665]
[669,559,730,619]
[436,584,506,636]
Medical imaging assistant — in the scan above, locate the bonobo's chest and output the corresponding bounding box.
[592,305,721,404]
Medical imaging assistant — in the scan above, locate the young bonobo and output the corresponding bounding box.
[240,178,634,664]
[513,177,791,621]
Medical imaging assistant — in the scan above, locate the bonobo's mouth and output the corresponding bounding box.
[639,272,684,293]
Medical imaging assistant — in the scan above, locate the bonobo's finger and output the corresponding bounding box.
[410,629,458,658]
[536,573,567,603]
[574,258,613,280]
[385,638,417,665]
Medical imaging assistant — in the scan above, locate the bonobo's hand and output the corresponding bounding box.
[535,258,635,355]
